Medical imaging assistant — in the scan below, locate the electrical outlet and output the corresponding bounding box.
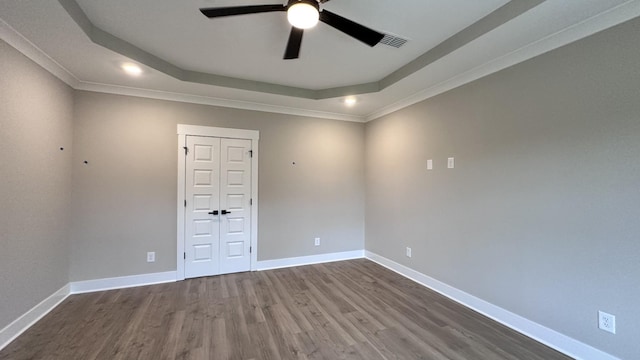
[314,237,320,246]
[147,252,155,263]
[598,311,616,334]
[427,159,433,170]
[406,247,412,258]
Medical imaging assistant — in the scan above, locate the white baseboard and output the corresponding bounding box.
[6,254,614,359]
[0,284,71,351]
[256,250,364,271]
[2,254,362,351]
[365,251,618,360]
[70,271,177,294]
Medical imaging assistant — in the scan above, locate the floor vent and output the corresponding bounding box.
[379,33,409,48]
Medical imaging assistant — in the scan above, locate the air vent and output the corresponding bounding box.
[379,33,409,48]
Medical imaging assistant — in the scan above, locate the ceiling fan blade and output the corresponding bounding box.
[319,10,384,47]
[200,4,285,18]
[284,27,304,60]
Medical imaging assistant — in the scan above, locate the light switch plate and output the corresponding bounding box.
[448,157,455,169]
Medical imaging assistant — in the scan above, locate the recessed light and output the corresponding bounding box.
[344,97,357,106]
[121,63,143,76]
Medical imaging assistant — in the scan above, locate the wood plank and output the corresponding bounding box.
[0,260,572,360]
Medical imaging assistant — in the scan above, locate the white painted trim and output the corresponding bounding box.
[2,253,616,360]
[257,250,365,271]
[1,270,173,350]
[0,284,71,351]
[70,271,177,294]
[5,1,638,124]
[176,125,260,278]
[364,251,619,360]
[365,0,640,121]
[0,18,79,87]
[249,140,259,271]
[176,134,187,281]
[76,82,365,123]
[177,124,259,140]
[0,18,359,123]
[1,18,360,123]
[1,248,357,351]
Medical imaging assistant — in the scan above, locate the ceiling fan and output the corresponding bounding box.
[199,0,385,60]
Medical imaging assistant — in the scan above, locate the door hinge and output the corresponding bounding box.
[249,150,253,158]
[183,146,188,155]
[250,246,252,254]
[250,198,253,206]
[184,252,186,260]
[184,199,187,207]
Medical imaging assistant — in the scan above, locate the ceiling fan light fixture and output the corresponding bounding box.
[287,1,319,29]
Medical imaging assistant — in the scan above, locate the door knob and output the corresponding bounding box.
[208,210,219,215]
[221,210,230,215]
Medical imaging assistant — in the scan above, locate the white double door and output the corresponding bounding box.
[185,135,252,278]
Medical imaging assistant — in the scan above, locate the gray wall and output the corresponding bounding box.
[70,92,365,281]
[0,40,74,329]
[3,13,638,359]
[365,18,640,359]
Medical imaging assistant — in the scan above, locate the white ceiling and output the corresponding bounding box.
[1,0,639,121]
[76,0,508,89]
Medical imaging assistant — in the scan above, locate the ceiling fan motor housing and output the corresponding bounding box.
[199,0,383,60]
[287,0,320,11]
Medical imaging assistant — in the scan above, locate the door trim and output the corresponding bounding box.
[176,124,259,281]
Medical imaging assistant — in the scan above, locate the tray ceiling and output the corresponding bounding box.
[1,0,638,120]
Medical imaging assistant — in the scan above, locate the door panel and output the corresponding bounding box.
[185,136,220,278]
[219,138,252,274]
[184,136,252,278]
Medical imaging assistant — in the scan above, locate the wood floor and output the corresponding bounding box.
[0,259,570,360]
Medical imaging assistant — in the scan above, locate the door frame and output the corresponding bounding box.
[176,124,259,281]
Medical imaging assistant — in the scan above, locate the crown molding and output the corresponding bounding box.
[75,81,366,122]
[0,18,78,87]
[1,16,364,122]
[365,0,640,121]
[57,0,538,100]
[4,1,639,123]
